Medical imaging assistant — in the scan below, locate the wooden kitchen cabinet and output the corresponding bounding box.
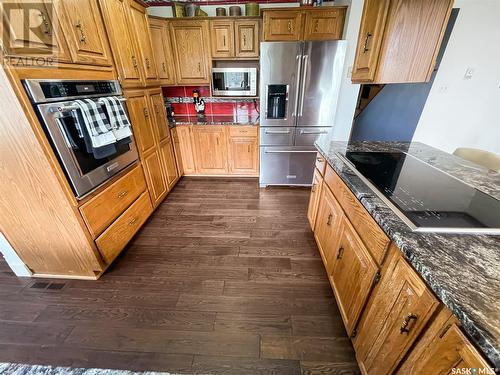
[307,168,323,229]
[56,0,113,66]
[149,91,170,143]
[210,20,235,58]
[125,92,156,155]
[352,0,453,83]
[128,0,158,85]
[142,149,168,206]
[235,20,260,58]
[149,17,176,85]
[263,7,346,41]
[175,126,196,174]
[98,0,143,87]
[314,184,344,273]
[330,217,379,336]
[193,126,228,174]
[159,139,179,189]
[228,137,259,175]
[396,308,492,375]
[353,250,440,375]
[170,20,211,84]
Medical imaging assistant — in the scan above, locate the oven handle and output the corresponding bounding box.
[55,118,76,149]
[264,150,317,154]
[50,97,127,113]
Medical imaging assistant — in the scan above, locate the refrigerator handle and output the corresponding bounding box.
[299,55,309,117]
[292,54,302,118]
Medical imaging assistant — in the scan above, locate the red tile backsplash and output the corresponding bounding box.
[163,86,185,98]
[185,85,211,97]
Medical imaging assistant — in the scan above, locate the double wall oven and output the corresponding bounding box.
[24,80,138,199]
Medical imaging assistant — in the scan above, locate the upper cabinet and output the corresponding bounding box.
[149,18,176,86]
[170,20,211,85]
[56,0,113,66]
[352,0,453,83]
[98,0,143,87]
[209,19,260,59]
[263,7,346,41]
[128,0,158,85]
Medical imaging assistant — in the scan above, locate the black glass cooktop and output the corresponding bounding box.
[341,151,500,234]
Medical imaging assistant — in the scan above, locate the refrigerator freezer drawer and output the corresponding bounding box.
[259,146,317,187]
[260,127,294,146]
[294,127,331,146]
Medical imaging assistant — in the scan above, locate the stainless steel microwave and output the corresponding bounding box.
[212,67,257,97]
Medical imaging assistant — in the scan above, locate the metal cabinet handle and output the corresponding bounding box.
[162,62,166,72]
[326,213,333,226]
[311,183,316,193]
[287,21,292,32]
[223,35,226,47]
[363,32,373,53]
[314,20,319,33]
[316,157,323,162]
[128,217,138,226]
[145,58,151,68]
[39,11,52,35]
[143,108,149,118]
[131,56,138,68]
[117,190,128,198]
[336,247,344,259]
[216,137,219,146]
[400,314,418,334]
[75,20,86,43]
[198,62,201,72]
[243,34,247,45]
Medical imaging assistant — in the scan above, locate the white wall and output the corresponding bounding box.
[413,0,500,155]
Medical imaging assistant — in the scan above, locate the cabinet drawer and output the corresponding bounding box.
[229,126,258,138]
[324,165,389,265]
[315,152,327,176]
[80,165,147,238]
[96,192,153,264]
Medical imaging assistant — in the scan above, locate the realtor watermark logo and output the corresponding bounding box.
[451,368,497,375]
[1,0,57,67]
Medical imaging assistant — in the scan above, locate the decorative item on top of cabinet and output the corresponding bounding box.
[128,0,159,85]
[262,7,346,41]
[396,307,492,374]
[170,20,211,84]
[352,0,453,83]
[193,126,228,175]
[307,167,323,229]
[148,17,176,85]
[353,246,440,375]
[55,0,113,67]
[98,0,143,87]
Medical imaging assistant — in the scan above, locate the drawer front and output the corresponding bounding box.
[294,127,330,146]
[260,127,294,146]
[260,146,317,185]
[96,192,153,264]
[80,165,147,238]
[324,165,389,265]
[315,152,327,175]
[229,126,258,138]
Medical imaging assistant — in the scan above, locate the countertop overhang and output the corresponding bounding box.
[314,138,500,367]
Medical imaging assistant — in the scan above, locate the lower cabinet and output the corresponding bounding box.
[175,125,259,176]
[159,138,179,189]
[307,168,323,229]
[143,149,168,206]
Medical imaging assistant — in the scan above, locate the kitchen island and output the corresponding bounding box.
[312,139,500,371]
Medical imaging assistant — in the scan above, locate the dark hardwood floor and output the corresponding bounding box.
[0,177,360,374]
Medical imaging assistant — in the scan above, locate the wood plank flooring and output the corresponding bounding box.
[0,177,360,374]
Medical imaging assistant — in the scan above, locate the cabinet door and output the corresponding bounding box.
[149,91,170,143]
[176,126,196,174]
[1,0,71,61]
[193,126,228,174]
[143,150,167,207]
[303,9,345,41]
[354,252,440,375]
[170,21,210,84]
[125,93,156,155]
[307,168,323,230]
[263,10,303,41]
[351,0,390,82]
[159,139,179,189]
[396,309,491,375]
[330,218,379,336]
[235,20,259,58]
[228,137,258,175]
[98,0,143,87]
[57,0,113,66]
[210,20,234,58]
[128,0,158,83]
[314,185,344,273]
[149,19,176,85]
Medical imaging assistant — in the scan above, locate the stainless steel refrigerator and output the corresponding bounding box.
[259,40,347,187]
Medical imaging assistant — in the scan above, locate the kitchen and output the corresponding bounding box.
[0,0,499,374]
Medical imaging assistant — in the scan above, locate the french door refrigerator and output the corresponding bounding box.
[259,40,347,187]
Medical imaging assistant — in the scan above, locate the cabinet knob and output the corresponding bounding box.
[326,213,333,226]
[131,55,138,68]
[162,62,166,72]
[336,247,344,260]
[128,217,138,226]
[145,58,151,68]
[400,314,418,334]
[117,190,128,199]
[143,107,149,118]
[363,32,373,53]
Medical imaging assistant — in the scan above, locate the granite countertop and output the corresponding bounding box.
[314,138,500,368]
[168,115,259,128]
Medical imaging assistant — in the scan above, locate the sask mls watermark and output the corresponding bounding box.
[1,1,57,67]
[451,368,497,375]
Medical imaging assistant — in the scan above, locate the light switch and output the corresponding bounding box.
[464,67,474,80]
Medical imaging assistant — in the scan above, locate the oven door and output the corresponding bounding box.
[212,68,257,97]
[37,99,138,198]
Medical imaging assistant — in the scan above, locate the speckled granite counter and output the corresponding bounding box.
[168,115,259,128]
[315,139,500,367]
